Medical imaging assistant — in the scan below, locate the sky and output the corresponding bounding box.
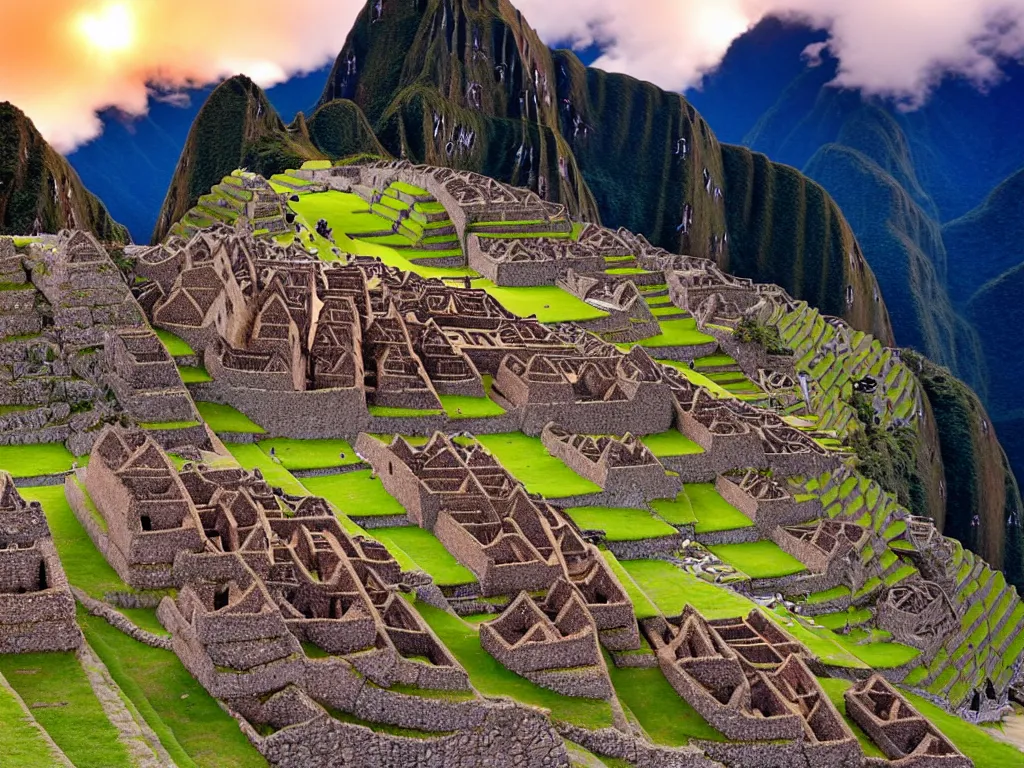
[2,0,1024,151]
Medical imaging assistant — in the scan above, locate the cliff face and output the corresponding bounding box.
[314,0,891,342]
[0,103,126,242]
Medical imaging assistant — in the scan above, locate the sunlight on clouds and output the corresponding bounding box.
[76,2,136,55]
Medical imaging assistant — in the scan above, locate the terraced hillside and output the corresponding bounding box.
[1,160,1020,767]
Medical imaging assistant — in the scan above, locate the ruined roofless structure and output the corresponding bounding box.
[0,472,82,653]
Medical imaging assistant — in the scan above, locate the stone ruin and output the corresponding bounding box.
[0,472,82,653]
[875,580,958,655]
[354,432,642,652]
[0,231,207,457]
[644,605,859,761]
[845,676,971,768]
[715,468,818,530]
[479,581,613,699]
[541,422,681,506]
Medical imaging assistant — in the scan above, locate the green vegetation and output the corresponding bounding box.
[600,550,658,619]
[155,329,194,357]
[621,559,756,619]
[708,541,807,579]
[608,663,725,745]
[368,405,443,418]
[0,653,133,768]
[475,280,608,323]
[414,602,614,729]
[564,506,678,541]
[847,391,923,514]
[636,318,715,348]
[438,392,506,419]
[224,443,308,496]
[815,678,885,758]
[685,483,755,533]
[194,402,265,434]
[177,365,212,383]
[373,527,476,586]
[0,676,63,768]
[733,317,791,355]
[20,485,130,598]
[302,470,407,518]
[640,430,704,457]
[650,491,698,526]
[256,438,359,471]
[476,433,601,498]
[81,611,266,768]
[0,443,77,477]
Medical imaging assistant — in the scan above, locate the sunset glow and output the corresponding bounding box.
[76,2,136,55]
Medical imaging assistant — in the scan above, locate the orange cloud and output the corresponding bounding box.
[0,0,362,150]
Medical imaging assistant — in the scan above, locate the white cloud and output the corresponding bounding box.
[2,0,1024,151]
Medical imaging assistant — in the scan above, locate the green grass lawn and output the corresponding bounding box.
[154,329,194,357]
[621,559,756,619]
[0,653,134,768]
[476,433,601,499]
[256,438,359,471]
[609,662,725,745]
[302,470,407,518]
[195,402,265,434]
[372,527,476,586]
[414,602,614,729]
[707,541,807,579]
[636,318,715,348]
[600,550,658,619]
[640,430,704,457]
[768,608,867,669]
[474,280,608,323]
[656,360,735,398]
[177,366,212,384]
[81,612,266,768]
[833,635,920,668]
[685,484,755,534]
[224,443,308,497]
[0,443,78,477]
[564,506,678,542]
[651,490,698,526]
[0,676,63,768]
[438,393,506,419]
[368,405,443,418]
[20,485,132,599]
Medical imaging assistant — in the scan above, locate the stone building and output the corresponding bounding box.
[0,472,82,653]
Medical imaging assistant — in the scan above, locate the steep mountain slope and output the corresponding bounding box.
[152,75,329,243]
[944,168,1024,306]
[322,0,891,340]
[0,103,126,242]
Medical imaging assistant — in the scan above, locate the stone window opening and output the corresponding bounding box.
[213,585,230,611]
[140,514,152,531]
[37,559,47,590]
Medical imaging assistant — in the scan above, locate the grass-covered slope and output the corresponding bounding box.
[908,351,1024,589]
[307,99,387,159]
[0,103,127,242]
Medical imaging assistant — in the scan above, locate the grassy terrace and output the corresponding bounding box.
[650,491,698,526]
[474,280,608,323]
[372,527,476,586]
[640,430,704,457]
[438,391,506,419]
[256,438,359,471]
[609,662,725,745]
[194,402,265,434]
[685,483,755,534]
[0,676,64,768]
[564,506,678,541]
[177,365,212,384]
[708,541,807,579]
[621,559,756,619]
[154,329,194,357]
[302,470,407,518]
[0,653,134,768]
[224,443,308,497]
[0,443,78,477]
[476,433,601,499]
[414,602,615,729]
[635,318,715,348]
[21,486,264,767]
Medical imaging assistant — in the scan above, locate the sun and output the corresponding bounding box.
[76,2,136,55]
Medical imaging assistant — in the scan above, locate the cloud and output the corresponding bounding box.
[2,0,1024,151]
[0,0,363,151]
[516,0,1024,106]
